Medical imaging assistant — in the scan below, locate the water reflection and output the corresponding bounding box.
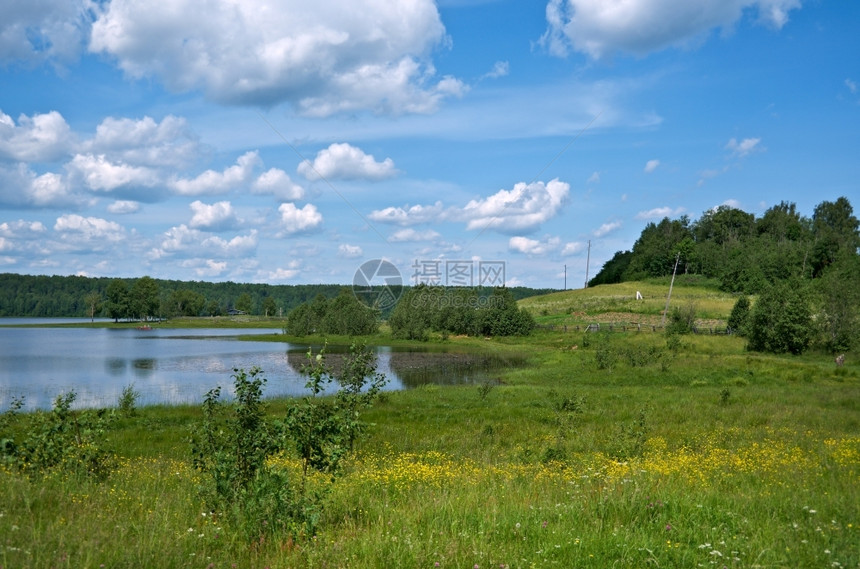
[106,358,127,375]
[387,351,526,388]
[0,325,527,410]
[286,346,526,389]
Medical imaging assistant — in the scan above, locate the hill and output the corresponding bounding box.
[519,276,739,330]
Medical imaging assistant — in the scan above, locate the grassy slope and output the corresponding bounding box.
[1,282,858,568]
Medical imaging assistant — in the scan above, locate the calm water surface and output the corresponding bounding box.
[0,322,521,410]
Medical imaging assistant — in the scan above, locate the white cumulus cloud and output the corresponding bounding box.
[189,200,239,230]
[86,115,198,169]
[542,0,802,59]
[0,0,93,66]
[253,168,305,201]
[170,151,260,196]
[298,143,397,181]
[593,220,622,237]
[462,179,570,233]
[636,206,685,220]
[278,203,323,234]
[67,153,160,192]
[337,244,363,258]
[107,200,140,214]
[89,0,463,116]
[509,235,560,255]
[53,214,126,251]
[0,110,75,162]
[152,225,257,259]
[644,159,660,173]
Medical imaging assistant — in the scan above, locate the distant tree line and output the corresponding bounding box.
[0,274,344,319]
[0,273,557,321]
[590,196,859,355]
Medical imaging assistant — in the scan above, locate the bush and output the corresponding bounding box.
[747,280,812,355]
[727,295,751,336]
[190,344,386,541]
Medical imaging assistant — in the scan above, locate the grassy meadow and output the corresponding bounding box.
[1,282,858,568]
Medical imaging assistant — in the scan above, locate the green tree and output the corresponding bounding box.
[169,288,205,317]
[811,197,860,277]
[105,279,130,322]
[235,292,253,314]
[130,276,160,321]
[262,296,278,317]
[476,288,535,336]
[815,255,860,353]
[747,281,812,355]
[727,295,751,336]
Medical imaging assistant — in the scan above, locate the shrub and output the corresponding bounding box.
[747,280,812,355]
[727,295,751,336]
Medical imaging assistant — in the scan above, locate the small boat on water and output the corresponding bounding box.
[137,325,153,330]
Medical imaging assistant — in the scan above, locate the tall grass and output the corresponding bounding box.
[1,308,858,567]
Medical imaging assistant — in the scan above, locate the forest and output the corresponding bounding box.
[588,196,859,293]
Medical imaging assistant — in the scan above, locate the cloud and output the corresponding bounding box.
[0,219,47,238]
[635,206,685,220]
[107,200,140,214]
[0,110,75,162]
[480,60,510,80]
[644,159,660,173]
[368,179,569,234]
[253,168,305,201]
[67,153,160,192]
[368,201,446,226]
[53,214,126,251]
[0,0,93,66]
[297,143,397,181]
[180,258,228,278]
[278,203,323,234]
[86,115,198,169]
[587,171,600,184]
[846,78,858,94]
[0,163,83,208]
[151,225,257,259]
[389,228,441,242]
[169,151,260,196]
[189,200,239,230]
[462,179,569,233]
[593,220,621,237]
[508,235,560,255]
[88,0,463,116]
[562,241,587,256]
[541,0,801,59]
[337,244,363,258]
[725,137,763,157]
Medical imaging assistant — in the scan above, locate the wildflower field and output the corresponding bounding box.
[1,287,858,568]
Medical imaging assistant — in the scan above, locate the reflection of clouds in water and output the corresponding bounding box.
[0,326,524,410]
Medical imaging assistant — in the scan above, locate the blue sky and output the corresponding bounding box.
[1,0,858,289]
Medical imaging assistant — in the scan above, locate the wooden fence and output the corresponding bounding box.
[536,323,732,335]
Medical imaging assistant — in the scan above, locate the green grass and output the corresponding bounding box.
[1,283,858,568]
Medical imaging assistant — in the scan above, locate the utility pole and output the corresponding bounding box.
[660,252,681,327]
[584,240,591,288]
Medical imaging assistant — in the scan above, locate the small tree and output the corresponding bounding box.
[747,281,812,355]
[728,295,751,336]
[83,291,102,322]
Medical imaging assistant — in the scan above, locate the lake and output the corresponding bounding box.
[0,322,522,410]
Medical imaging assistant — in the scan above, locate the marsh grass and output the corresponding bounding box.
[1,298,858,567]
